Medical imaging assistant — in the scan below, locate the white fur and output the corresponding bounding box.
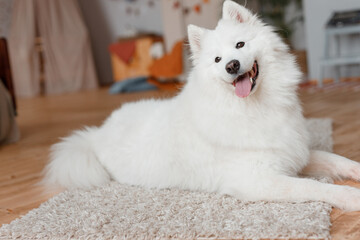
[44,0,360,211]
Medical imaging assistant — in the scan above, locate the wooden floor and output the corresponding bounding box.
[0,87,359,236]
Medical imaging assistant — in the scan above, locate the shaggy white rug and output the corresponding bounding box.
[0,119,333,239]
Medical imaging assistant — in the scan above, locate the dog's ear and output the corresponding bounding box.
[222,0,254,23]
[187,24,206,58]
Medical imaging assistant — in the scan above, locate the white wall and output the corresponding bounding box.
[161,0,222,52]
[96,0,163,39]
[304,0,360,80]
[78,0,163,85]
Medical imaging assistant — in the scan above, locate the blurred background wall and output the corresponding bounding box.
[304,0,360,81]
[3,0,360,90]
[78,0,163,85]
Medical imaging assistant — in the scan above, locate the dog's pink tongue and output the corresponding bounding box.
[235,73,252,98]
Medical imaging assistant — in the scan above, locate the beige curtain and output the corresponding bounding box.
[9,0,98,98]
[8,0,40,97]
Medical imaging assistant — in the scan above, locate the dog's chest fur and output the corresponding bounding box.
[167,83,310,178]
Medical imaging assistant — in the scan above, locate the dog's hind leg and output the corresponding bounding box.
[301,150,360,181]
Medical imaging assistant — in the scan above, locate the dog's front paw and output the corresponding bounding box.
[344,162,360,182]
[335,186,360,212]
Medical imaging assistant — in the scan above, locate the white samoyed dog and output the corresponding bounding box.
[45,1,360,211]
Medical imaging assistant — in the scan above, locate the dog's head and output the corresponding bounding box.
[187,0,298,100]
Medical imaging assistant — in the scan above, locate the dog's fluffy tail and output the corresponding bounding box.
[43,127,110,190]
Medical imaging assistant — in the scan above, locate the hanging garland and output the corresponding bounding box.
[111,0,156,16]
[111,0,210,16]
[172,0,210,15]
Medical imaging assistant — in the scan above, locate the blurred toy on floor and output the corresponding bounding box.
[108,34,184,93]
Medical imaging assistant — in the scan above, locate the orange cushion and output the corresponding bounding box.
[149,41,183,79]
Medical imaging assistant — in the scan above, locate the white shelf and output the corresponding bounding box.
[319,24,360,87]
[321,56,360,66]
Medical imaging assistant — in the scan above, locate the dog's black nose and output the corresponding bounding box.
[225,60,240,74]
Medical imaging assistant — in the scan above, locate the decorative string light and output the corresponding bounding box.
[171,0,210,15]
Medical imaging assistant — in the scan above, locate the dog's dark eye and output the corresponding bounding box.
[236,41,245,49]
[215,57,221,63]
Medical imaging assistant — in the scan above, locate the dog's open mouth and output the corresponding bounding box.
[232,61,259,98]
